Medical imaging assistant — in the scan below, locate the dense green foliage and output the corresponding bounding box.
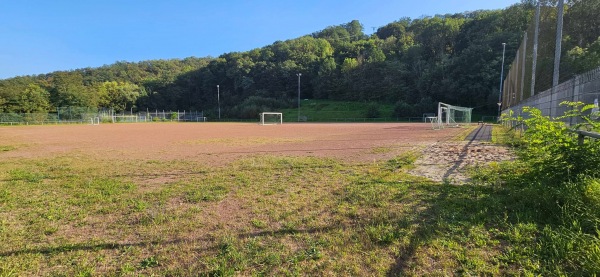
[474,103,600,275]
[279,99,396,122]
[3,2,597,120]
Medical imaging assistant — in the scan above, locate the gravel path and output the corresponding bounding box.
[409,125,514,184]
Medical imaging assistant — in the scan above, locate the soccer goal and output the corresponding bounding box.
[437,102,473,128]
[112,115,139,123]
[89,117,100,125]
[259,112,283,125]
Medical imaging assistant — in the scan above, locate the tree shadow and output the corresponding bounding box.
[0,225,335,258]
[443,125,486,180]
[387,125,513,275]
[386,182,506,275]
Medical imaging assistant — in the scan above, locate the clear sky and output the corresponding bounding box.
[0,0,519,79]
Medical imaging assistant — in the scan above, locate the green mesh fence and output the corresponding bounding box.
[501,0,600,111]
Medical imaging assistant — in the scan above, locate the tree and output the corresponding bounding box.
[566,37,600,74]
[376,18,411,40]
[340,58,358,74]
[343,20,366,41]
[18,84,50,113]
[98,81,141,112]
[50,71,97,108]
[0,96,6,112]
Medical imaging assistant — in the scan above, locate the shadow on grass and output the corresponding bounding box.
[0,225,335,258]
[386,126,515,275]
[443,124,486,180]
[386,182,509,275]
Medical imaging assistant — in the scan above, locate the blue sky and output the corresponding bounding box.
[1,0,519,79]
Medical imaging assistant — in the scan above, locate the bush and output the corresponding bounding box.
[492,102,600,275]
[509,103,600,185]
[393,101,415,117]
[231,96,289,119]
[365,103,381,118]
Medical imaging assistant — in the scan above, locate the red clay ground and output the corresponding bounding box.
[0,122,465,165]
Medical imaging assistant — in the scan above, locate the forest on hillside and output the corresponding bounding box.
[0,1,597,119]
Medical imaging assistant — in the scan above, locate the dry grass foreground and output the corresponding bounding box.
[0,122,516,276]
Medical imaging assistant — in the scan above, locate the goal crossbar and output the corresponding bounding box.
[112,115,139,123]
[437,102,473,128]
[259,112,283,125]
[89,117,100,125]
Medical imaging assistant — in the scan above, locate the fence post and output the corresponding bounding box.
[552,0,565,87]
[531,1,540,96]
[520,31,527,102]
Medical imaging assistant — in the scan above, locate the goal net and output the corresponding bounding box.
[89,117,100,125]
[437,102,473,128]
[259,112,283,125]
[112,115,139,123]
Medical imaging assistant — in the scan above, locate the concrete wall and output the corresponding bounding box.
[502,67,600,125]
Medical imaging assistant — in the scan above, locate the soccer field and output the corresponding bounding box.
[0,122,463,164]
[0,122,473,276]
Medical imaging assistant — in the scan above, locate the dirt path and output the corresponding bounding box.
[409,125,514,184]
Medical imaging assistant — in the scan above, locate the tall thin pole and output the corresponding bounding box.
[552,0,564,87]
[519,32,527,102]
[499,43,507,116]
[297,73,301,122]
[530,0,541,96]
[217,85,220,120]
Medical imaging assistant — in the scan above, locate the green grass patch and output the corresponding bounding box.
[491,124,523,146]
[0,145,16,152]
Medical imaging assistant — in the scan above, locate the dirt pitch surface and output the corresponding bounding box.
[1,122,516,183]
[0,122,466,165]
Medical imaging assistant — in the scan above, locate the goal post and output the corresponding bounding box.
[89,117,100,125]
[437,102,473,128]
[112,115,139,123]
[259,112,283,125]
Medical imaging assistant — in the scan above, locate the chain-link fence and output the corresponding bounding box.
[501,0,600,117]
[0,107,99,125]
[0,108,206,125]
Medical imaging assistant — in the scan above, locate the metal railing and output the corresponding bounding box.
[576,130,600,145]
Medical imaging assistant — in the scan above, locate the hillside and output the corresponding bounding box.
[0,3,535,118]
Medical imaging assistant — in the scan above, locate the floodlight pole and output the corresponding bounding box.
[552,0,565,87]
[297,73,301,122]
[217,85,221,120]
[498,42,506,118]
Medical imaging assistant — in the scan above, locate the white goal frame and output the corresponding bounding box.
[112,115,139,123]
[89,117,100,125]
[259,112,283,125]
[426,116,440,130]
[437,102,473,128]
